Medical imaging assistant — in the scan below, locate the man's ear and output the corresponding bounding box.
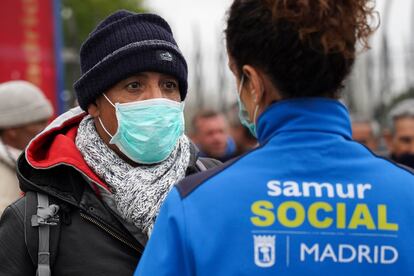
[241,65,264,104]
[87,102,100,118]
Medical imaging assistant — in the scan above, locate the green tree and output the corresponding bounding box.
[62,0,146,49]
[60,0,147,110]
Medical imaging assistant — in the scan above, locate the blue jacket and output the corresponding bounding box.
[135,98,414,276]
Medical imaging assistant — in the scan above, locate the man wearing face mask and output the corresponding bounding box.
[0,11,219,276]
[136,0,414,275]
[0,80,52,215]
[385,99,414,169]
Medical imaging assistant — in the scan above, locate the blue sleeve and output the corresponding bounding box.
[134,187,192,276]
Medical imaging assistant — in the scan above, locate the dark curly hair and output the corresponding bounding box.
[225,0,378,98]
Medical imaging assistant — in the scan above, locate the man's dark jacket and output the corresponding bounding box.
[0,107,220,276]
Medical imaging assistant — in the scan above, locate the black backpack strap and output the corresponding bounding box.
[25,191,39,265]
[25,191,61,276]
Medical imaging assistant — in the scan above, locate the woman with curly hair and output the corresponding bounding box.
[136,1,414,275]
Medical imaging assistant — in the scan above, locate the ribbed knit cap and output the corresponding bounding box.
[74,10,188,111]
[0,80,53,128]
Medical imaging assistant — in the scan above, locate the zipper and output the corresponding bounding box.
[80,212,143,253]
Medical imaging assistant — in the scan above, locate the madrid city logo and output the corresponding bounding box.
[254,235,276,267]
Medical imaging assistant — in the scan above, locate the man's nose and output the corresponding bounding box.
[147,84,163,99]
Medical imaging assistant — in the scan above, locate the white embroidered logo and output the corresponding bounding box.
[254,235,276,267]
[159,51,173,61]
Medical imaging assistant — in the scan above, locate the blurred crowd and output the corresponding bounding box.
[351,99,414,169]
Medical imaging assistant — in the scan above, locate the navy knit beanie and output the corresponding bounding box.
[74,10,188,111]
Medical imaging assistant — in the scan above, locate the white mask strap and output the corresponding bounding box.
[103,93,116,108]
[238,74,245,96]
[253,104,259,124]
[98,117,113,138]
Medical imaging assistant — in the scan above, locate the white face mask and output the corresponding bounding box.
[98,94,185,164]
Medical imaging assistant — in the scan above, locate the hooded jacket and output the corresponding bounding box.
[135,98,414,276]
[0,107,220,276]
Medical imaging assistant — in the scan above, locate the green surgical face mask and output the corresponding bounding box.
[237,75,259,138]
[99,94,185,164]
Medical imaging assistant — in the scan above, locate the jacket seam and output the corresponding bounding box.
[357,142,414,176]
[178,141,267,199]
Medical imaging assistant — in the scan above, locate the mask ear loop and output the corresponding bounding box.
[103,93,116,108]
[253,105,259,125]
[98,93,116,139]
[98,117,113,139]
[238,74,245,96]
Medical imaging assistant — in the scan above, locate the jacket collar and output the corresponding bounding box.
[23,107,109,192]
[256,98,352,144]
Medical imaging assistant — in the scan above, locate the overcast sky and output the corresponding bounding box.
[145,0,413,108]
[145,0,234,109]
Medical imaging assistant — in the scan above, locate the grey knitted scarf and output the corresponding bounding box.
[75,116,190,235]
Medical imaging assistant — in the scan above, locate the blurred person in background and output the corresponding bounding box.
[384,98,414,169]
[0,80,52,215]
[191,109,237,162]
[227,102,258,155]
[351,115,379,152]
[136,0,414,275]
[0,10,219,276]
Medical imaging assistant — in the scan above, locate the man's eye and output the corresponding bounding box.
[126,82,141,90]
[163,81,178,90]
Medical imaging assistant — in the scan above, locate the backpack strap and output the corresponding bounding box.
[196,157,222,171]
[25,191,60,276]
[195,159,208,171]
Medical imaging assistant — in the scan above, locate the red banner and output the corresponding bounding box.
[0,0,58,114]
